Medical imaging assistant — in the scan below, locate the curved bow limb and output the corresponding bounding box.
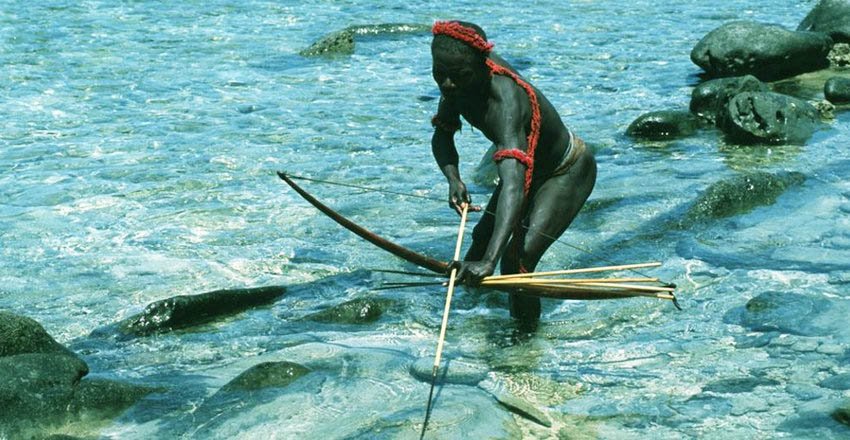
[277,171,450,275]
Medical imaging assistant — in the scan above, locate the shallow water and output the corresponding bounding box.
[2,0,850,438]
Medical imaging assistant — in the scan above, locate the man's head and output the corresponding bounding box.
[431,21,491,97]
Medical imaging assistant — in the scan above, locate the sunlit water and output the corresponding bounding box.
[2,1,850,438]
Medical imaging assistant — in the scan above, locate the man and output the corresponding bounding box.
[429,21,597,328]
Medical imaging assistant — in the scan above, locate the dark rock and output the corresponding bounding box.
[834,401,850,426]
[220,361,311,392]
[410,357,489,385]
[798,0,850,43]
[300,23,430,57]
[691,21,833,81]
[69,378,162,416]
[478,379,552,427]
[726,291,834,336]
[690,75,767,123]
[625,110,701,140]
[299,29,355,56]
[0,311,78,358]
[825,77,850,104]
[718,92,820,145]
[702,376,780,394]
[303,297,392,324]
[115,285,286,337]
[681,171,806,225]
[820,373,850,390]
[0,353,89,434]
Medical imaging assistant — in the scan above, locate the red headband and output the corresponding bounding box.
[432,21,494,54]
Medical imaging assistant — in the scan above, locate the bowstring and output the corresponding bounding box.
[282,171,656,278]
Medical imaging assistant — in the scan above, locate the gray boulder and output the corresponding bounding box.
[718,91,820,145]
[834,401,850,426]
[220,361,311,393]
[798,0,850,43]
[303,297,394,324]
[114,285,286,337]
[690,75,767,123]
[625,110,701,140]
[825,77,850,104]
[680,171,806,226]
[691,21,833,81]
[300,23,430,57]
[0,311,79,358]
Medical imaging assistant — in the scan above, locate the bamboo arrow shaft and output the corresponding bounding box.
[483,262,662,281]
[433,204,468,369]
[421,204,468,440]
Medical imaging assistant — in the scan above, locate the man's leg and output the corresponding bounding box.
[504,149,597,325]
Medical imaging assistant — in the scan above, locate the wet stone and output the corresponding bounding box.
[730,394,770,416]
[792,340,821,353]
[787,383,825,401]
[0,311,79,358]
[735,332,779,349]
[819,373,850,390]
[824,77,850,105]
[817,343,846,355]
[410,357,489,385]
[690,75,767,123]
[834,401,850,427]
[220,361,311,392]
[691,21,833,81]
[798,0,850,43]
[479,378,552,427]
[303,297,394,325]
[718,92,820,145]
[625,110,701,140]
[682,171,805,225]
[727,291,835,336]
[702,376,780,394]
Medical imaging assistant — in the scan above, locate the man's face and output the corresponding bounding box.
[432,48,484,98]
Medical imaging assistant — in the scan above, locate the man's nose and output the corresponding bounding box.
[441,77,456,89]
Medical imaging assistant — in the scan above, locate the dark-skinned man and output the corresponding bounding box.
[429,21,597,330]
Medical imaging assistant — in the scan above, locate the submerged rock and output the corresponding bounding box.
[478,377,552,427]
[798,0,850,43]
[825,77,850,104]
[303,297,393,324]
[220,361,311,392]
[691,21,832,81]
[0,313,157,439]
[819,373,850,390]
[834,401,850,426]
[718,92,820,145]
[702,376,780,394]
[300,23,430,57]
[68,378,161,417]
[690,75,767,123]
[725,291,836,336]
[410,357,489,385]
[115,285,286,337]
[0,311,79,358]
[681,171,806,226]
[625,110,701,140]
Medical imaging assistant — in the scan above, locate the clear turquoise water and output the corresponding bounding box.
[2,1,850,438]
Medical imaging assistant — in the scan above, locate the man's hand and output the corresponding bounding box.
[447,180,482,216]
[451,260,495,286]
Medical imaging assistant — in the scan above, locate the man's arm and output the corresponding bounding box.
[431,98,469,214]
[456,79,530,283]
